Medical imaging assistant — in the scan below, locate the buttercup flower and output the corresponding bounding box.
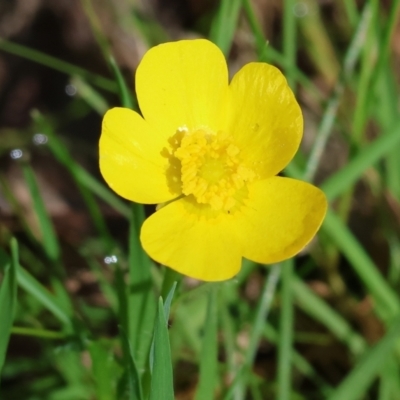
[99,39,327,281]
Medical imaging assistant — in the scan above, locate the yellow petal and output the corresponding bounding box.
[136,39,229,137]
[234,177,327,264]
[99,107,179,204]
[227,63,303,178]
[140,198,242,281]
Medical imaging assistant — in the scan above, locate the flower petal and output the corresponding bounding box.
[99,107,179,204]
[140,198,242,281]
[228,63,303,178]
[136,39,229,136]
[234,177,327,264]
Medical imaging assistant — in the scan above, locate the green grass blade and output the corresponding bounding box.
[128,204,157,371]
[209,0,242,56]
[17,267,72,327]
[149,298,174,400]
[327,315,400,400]
[0,39,117,92]
[304,2,373,181]
[0,240,18,375]
[379,356,400,400]
[32,110,130,226]
[241,0,323,102]
[119,332,143,400]
[89,340,119,400]
[150,282,177,373]
[70,76,109,115]
[223,265,281,399]
[109,55,135,110]
[321,122,400,202]
[22,164,60,263]
[323,210,400,320]
[195,286,219,400]
[292,277,366,355]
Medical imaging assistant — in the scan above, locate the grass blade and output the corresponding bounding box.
[209,0,242,56]
[17,267,72,327]
[119,332,143,400]
[327,315,400,400]
[22,164,60,263]
[321,122,400,202]
[323,210,400,320]
[149,298,174,400]
[0,39,117,92]
[0,240,18,376]
[89,340,119,400]
[195,286,219,400]
[292,277,366,355]
[277,259,294,400]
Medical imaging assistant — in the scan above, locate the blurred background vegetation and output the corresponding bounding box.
[1,0,400,399]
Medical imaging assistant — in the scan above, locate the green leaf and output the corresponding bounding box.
[327,315,400,400]
[88,340,118,400]
[195,286,219,400]
[109,55,136,109]
[209,0,242,56]
[118,332,143,400]
[323,210,400,320]
[292,277,366,356]
[149,298,174,400]
[321,122,400,202]
[0,240,18,375]
[22,164,60,262]
[128,205,156,371]
[0,39,117,92]
[17,267,72,327]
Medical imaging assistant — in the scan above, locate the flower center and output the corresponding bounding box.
[174,129,255,211]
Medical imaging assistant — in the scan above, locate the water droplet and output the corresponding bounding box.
[10,149,23,159]
[293,2,308,18]
[33,133,48,145]
[65,84,77,96]
[104,255,118,264]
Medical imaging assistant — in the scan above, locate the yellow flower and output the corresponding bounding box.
[99,39,327,281]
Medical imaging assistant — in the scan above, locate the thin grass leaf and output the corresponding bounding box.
[241,0,323,102]
[378,356,400,400]
[0,240,18,376]
[119,332,143,400]
[321,122,400,202]
[263,324,334,396]
[22,164,60,263]
[223,265,281,400]
[304,2,374,181]
[128,204,157,371]
[292,277,366,356]
[70,75,109,115]
[209,0,242,56]
[109,55,135,110]
[150,282,177,373]
[89,340,119,400]
[32,110,129,230]
[327,315,400,400]
[0,39,117,92]
[195,286,219,400]
[149,298,174,400]
[17,267,72,327]
[323,210,400,320]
